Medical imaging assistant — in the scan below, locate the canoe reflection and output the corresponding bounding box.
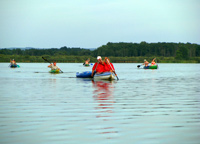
[92,80,115,113]
[92,80,118,136]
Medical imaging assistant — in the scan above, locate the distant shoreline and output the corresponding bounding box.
[1,55,199,63]
[1,42,200,63]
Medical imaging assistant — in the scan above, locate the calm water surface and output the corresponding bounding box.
[0,63,200,144]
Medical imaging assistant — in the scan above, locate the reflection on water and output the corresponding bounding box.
[92,80,118,138]
[92,80,114,112]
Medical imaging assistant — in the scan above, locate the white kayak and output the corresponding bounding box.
[93,72,116,80]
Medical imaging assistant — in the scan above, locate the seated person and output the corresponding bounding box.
[104,57,117,77]
[151,58,156,66]
[143,59,149,67]
[48,62,60,70]
[84,58,90,65]
[91,56,105,77]
[10,59,16,65]
[104,57,115,72]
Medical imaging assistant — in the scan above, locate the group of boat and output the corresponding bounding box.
[9,63,158,81]
[9,57,158,81]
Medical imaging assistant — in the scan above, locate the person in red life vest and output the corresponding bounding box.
[104,57,118,78]
[104,57,115,72]
[91,56,105,77]
[151,58,156,66]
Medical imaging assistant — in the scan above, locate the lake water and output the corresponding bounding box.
[0,63,200,144]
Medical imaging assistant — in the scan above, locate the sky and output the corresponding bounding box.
[0,0,199,48]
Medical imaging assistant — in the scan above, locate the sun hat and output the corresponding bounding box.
[97,56,102,60]
[144,59,146,62]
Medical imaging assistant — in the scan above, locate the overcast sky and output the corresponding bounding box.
[0,0,199,48]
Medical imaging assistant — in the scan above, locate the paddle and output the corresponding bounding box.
[42,57,63,73]
[137,64,143,68]
[106,59,119,80]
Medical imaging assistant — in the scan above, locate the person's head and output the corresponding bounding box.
[13,59,15,61]
[144,59,146,62]
[53,62,56,66]
[97,56,102,63]
[105,57,110,64]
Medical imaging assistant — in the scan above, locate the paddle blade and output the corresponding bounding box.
[137,65,141,68]
[42,57,51,63]
[116,76,119,80]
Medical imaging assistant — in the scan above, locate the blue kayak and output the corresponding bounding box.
[10,64,20,68]
[76,71,92,78]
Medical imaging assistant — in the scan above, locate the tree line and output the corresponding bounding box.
[0,42,200,63]
[93,42,200,59]
[0,46,92,56]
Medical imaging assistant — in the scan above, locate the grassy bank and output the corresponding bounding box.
[0,54,200,63]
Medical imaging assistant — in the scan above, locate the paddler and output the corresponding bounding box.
[104,57,119,80]
[104,57,115,72]
[91,56,105,77]
[48,62,61,71]
[143,59,149,67]
[10,59,16,65]
[83,58,90,65]
[151,58,156,66]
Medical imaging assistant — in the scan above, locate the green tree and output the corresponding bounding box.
[175,47,189,60]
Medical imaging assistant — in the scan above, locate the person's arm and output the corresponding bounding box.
[91,70,95,77]
[107,62,117,76]
[110,63,115,71]
[91,63,97,77]
[110,63,117,76]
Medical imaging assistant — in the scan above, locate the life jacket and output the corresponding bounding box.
[151,62,156,65]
